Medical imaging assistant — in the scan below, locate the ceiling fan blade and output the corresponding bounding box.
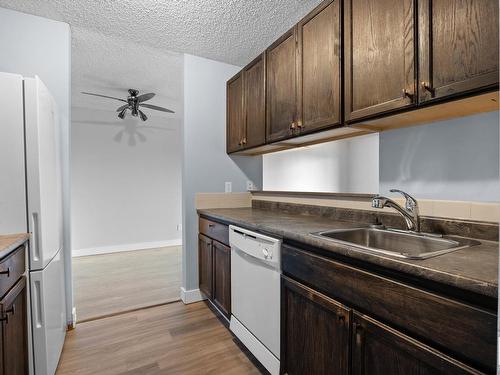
[118,107,127,119]
[138,110,148,122]
[82,92,127,102]
[116,104,129,112]
[137,93,155,102]
[141,103,175,113]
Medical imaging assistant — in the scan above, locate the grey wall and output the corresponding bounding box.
[263,133,379,193]
[182,54,262,292]
[262,110,499,203]
[0,7,73,321]
[71,26,183,252]
[380,111,500,202]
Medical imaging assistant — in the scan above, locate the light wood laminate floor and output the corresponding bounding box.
[73,247,181,322]
[56,302,264,375]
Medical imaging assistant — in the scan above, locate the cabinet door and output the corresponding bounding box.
[297,0,342,134]
[243,53,266,149]
[418,0,499,103]
[198,234,213,299]
[266,28,298,142]
[345,0,416,122]
[226,73,245,153]
[352,312,482,375]
[212,241,231,317]
[281,276,350,375]
[1,277,28,375]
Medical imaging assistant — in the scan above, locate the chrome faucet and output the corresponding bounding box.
[372,189,420,232]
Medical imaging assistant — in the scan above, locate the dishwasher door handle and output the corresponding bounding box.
[233,246,278,270]
[233,229,257,240]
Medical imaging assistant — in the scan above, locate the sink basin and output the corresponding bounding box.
[312,228,480,259]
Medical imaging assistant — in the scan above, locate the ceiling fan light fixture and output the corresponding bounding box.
[131,107,139,117]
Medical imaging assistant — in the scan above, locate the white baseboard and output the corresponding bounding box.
[72,239,182,257]
[180,287,206,304]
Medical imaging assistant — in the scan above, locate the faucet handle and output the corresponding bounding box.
[371,196,386,209]
[389,189,418,212]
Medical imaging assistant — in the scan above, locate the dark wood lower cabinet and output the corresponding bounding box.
[281,276,350,375]
[352,312,482,375]
[281,244,497,375]
[198,218,231,318]
[282,244,496,372]
[0,277,28,375]
[198,234,213,299]
[281,274,490,374]
[213,241,231,316]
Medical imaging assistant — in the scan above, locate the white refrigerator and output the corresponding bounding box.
[0,72,66,375]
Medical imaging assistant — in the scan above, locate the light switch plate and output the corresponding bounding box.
[225,181,232,193]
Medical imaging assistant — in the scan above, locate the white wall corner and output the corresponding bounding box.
[180,287,206,304]
[72,239,182,257]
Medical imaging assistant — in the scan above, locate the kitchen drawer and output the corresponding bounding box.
[282,244,496,372]
[0,245,25,299]
[199,217,229,246]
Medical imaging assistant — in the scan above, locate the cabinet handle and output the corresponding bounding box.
[208,223,215,228]
[290,122,296,130]
[402,88,414,100]
[1,305,14,324]
[297,120,303,128]
[421,81,434,94]
[242,138,247,145]
[354,323,363,345]
[0,267,10,277]
[337,314,345,323]
[6,305,15,316]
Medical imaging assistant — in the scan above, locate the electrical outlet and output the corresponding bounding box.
[246,180,256,191]
[225,181,232,193]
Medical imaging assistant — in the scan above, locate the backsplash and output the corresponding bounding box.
[252,191,500,223]
[252,199,499,242]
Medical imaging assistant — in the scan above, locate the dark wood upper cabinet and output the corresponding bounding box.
[226,73,245,153]
[418,0,499,103]
[266,28,298,142]
[351,312,482,375]
[281,276,350,375]
[212,241,231,317]
[1,277,28,375]
[198,234,213,299]
[243,53,266,149]
[345,0,416,122]
[297,0,342,134]
[227,0,499,153]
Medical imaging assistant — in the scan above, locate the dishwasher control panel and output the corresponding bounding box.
[228,225,281,267]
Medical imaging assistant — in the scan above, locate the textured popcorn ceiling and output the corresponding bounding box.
[0,0,323,66]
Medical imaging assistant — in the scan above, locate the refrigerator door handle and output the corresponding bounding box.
[33,279,43,328]
[31,212,40,262]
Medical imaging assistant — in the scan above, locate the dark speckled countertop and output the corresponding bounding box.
[198,207,499,299]
[0,233,29,259]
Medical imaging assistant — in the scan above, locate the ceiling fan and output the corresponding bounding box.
[81,89,174,121]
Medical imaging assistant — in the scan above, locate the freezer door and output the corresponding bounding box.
[30,248,66,375]
[24,77,63,270]
[0,72,27,234]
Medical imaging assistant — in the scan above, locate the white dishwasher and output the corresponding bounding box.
[229,225,282,375]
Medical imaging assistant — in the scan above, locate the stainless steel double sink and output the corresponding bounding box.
[312,227,480,260]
